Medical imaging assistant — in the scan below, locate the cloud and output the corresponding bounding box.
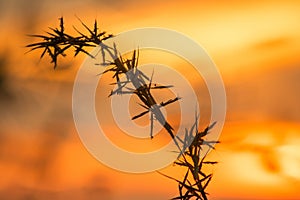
[226,64,300,122]
[252,36,291,51]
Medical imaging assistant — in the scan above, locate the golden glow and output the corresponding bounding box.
[0,0,300,199]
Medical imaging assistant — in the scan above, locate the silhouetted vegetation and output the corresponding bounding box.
[160,117,218,200]
[27,17,218,200]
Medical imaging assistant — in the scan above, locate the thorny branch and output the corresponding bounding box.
[26,17,180,141]
[26,17,219,200]
[163,115,219,200]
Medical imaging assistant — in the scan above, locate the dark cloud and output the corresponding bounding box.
[0,52,15,102]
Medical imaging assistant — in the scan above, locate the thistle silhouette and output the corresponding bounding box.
[26,17,219,200]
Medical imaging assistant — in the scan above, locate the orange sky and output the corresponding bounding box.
[0,0,300,199]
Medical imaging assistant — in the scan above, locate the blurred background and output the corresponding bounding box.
[0,0,300,199]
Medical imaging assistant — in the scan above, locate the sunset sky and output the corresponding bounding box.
[0,0,300,199]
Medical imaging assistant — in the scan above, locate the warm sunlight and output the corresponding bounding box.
[0,0,299,199]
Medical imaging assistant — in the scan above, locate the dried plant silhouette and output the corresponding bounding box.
[160,116,218,200]
[26,17,218,200]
